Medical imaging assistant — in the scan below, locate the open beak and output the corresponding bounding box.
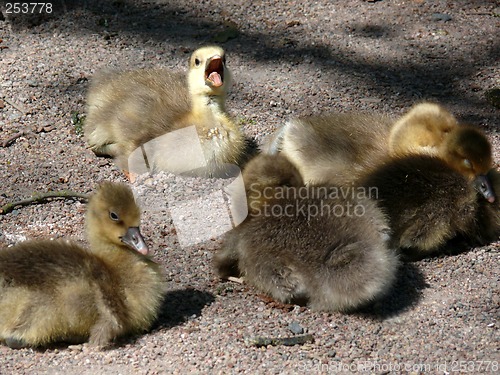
[474,174,495,203]
[205,55,224,88]
[121,226,149,255]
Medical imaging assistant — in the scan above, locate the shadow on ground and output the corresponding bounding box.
[357,262,429,319]
[153,288,216,330]
[3,0,499,115]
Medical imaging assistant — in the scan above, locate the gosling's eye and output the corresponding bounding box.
[463,159,472,169]
[194,58,201,66]
[109,211,120,221]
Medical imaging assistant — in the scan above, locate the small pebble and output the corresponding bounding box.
[288,321,304,334]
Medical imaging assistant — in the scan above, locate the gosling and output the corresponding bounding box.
[214,154,398,312]
[85,46,247,177]
[0,182,165,348]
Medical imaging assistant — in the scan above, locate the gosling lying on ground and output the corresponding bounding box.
[214,154,398,312]
[0,182,165,348]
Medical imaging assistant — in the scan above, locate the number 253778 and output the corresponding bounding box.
[5,3,53,14]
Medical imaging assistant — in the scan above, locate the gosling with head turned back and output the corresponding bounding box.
[265,103,495,200]
[0,182,165,349]
[214,154,399,312]
[85,45,247,177]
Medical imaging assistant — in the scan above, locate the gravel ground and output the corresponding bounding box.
[0,1,499,374]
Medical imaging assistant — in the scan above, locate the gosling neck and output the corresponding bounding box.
[191,91,227,118]
[86,228,132,259]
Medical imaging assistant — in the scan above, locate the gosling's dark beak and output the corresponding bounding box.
[205,56,224,87]
[121,227,149,255]
[474,174,495,203]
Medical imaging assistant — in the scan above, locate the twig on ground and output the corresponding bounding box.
[2,131,28,147]
[0,191,89,214]
[245,334,314,348]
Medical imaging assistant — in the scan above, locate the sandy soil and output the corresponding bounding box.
[0,1,499,374]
